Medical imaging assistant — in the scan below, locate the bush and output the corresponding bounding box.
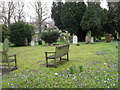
[1,25,9,42]
[41,30,60,44]
[10,21,34,46]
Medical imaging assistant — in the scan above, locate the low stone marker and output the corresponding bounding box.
[85,35,91,43]
[73,35,78,44]
[91,37,94,43]
[105,34,111,43]
[31,40,35,46]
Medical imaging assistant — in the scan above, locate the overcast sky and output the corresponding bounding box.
[23,0,108,22]
[1,0,108,22]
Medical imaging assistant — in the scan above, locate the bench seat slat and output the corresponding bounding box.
[2,59,16,63]
[47,55,55,59]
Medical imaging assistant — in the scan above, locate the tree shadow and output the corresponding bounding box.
[43,60,69,68]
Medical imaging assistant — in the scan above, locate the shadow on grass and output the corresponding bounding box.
[42,60,69,68]
[1,65,18,75]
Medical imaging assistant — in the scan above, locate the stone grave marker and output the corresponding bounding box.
[85,35,91,43]
[73,35,78,44]
[105,34,111,43]
[31,40,35,46]
[91,37,94,43]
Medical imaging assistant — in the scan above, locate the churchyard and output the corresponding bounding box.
[0,0,119,89]
[1,39,118,88]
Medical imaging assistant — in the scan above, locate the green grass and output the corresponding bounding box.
[2,41,118,88]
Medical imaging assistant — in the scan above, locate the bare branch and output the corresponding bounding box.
[29,0,49,35]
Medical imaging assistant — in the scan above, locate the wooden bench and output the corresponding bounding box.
[2,51,17,71]
[2,38,17,71]
[45,44,69,68]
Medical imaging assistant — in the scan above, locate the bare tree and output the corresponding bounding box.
[0,0,16,26]
[0,1,8,26]
[30,0,49,39]
[14,0,25,22]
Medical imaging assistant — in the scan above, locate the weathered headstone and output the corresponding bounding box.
[73,35,78,44]
[91,37,94,43]
[31,40,35,46]
[105,34,111,43]
[85,35,91,43]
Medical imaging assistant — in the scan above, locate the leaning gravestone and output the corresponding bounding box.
[73,35,78,44]
[31,40,35,46]
[105,34,111,43]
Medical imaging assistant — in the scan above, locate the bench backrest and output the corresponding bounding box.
[55,44,69,58]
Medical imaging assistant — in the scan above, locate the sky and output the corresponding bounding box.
[23,0,108,22]
[1,0,108,22]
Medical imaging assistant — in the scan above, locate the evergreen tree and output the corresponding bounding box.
[51,1,87,41]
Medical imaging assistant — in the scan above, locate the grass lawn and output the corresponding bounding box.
[2,41,118,88]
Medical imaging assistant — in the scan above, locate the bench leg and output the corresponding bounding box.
[67,53,69,61]
[14,55,17,68]
[45,53,48,67]
[7,56,11,71]
[60,57,62,61]
[8,62,11,71]
[54,59,57,68]
[46,58,48,67]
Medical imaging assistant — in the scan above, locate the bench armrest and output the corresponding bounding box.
[8,54,16,57]
[45,52,55,57]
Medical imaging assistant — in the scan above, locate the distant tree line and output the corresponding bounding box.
[51,1,120,41]
[0,0,49,45]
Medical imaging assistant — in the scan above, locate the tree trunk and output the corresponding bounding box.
[38,20,42,40]
[118,32,120,40]
[76,29,87,42]
[98,36,101,40]
[113,34,117,40]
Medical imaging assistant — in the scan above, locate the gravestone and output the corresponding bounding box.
[73,35,78,44]
[91,37,94,43]
[85,35,92,43]
[105,34,111,43]
[31,40,35,46]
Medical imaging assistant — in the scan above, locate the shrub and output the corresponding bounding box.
[1,25,9,42]
[41,30,60,44]
[69,65,77,74]
[9,21,34,46]
[79,65,83,72]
